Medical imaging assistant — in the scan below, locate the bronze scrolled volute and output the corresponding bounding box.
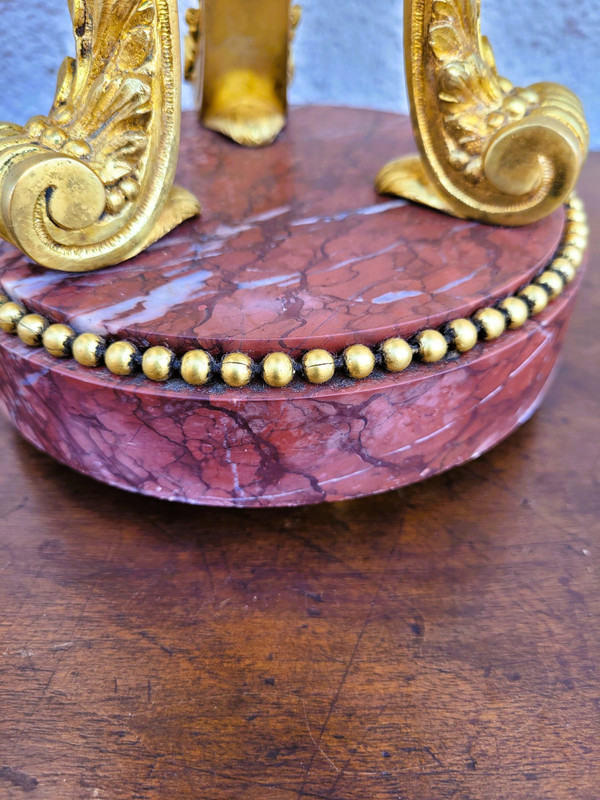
[0,0,201,272]
[376,0,589,226]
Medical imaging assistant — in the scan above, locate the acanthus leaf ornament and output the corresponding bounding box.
[376,0,589,226]
[0,0,201,272]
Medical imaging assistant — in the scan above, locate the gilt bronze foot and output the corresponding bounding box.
[376,0,589,226]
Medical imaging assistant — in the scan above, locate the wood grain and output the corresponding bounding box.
[0,155,598,800]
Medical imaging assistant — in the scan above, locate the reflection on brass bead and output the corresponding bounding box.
[42,323,75,357]
[181,350,211,385]
[519,285,548,315]
[0,301,26,333]
[563,233,587,250]
[222,352,253,387]
[473,308,506,341]
[303,349,335,384]
[567,208,587,224]
[562,245,584,268]
[416,329,447,363]
[263,352,294,388]
[17,313,48,346]
[142,346,175,382]
[497,297,529,329]
[105,340,139,375]
[381,337,412,372]
[447,318,478,352]
[551,257,577,284]
[343,344,375,379]
[73,332,105,367]
[567,221,589,240]
[535,270,564,299]
[568,196,584,213]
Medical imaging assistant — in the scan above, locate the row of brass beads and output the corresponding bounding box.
[0,195,588,387]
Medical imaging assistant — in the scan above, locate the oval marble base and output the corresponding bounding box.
[0,107,584,507]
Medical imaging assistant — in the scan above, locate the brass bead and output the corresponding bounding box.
[535,270,564,299]
[221,352,253,387]
[519,285,548,315]
[563,233,588,250]
[42,323,75,357]
[302,349,336,384]
[262,352,294,388]
[104,340,139,376]
[180,349,211,385]
[142,345,175,382]
[473,307,506,341]
[416,329,448,363]
[0,301,26,333]
[381,337,412,372]
[567,208,587,224]
[343,344,375,379]
[551,257,577,284]
[497,296,529,329]
[72,332,105,367]
[446,318,478,352]
[16,313,48,346]
[567,221,589,240]
[568,196,584,213]
[0,293,8,306]
[562,245,584,269]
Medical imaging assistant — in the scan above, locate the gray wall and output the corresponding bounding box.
[0,0,598,148]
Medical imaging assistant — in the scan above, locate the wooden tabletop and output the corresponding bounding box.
[1,155,598,800]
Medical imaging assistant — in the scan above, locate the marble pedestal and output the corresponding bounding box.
[0,107,583,507]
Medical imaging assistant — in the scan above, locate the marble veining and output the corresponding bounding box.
[0,108,564,358]
[0,281,578,506]
[0,108,582,507]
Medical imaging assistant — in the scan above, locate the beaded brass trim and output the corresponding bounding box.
[0,196,588,389]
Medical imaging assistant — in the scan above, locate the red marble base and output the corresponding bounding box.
[0,107,583,507]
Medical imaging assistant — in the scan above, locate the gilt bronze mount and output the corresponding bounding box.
[0,0,589,272]
[0,0,201,273]
[185,0,301,148]
[376,0,589,225]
